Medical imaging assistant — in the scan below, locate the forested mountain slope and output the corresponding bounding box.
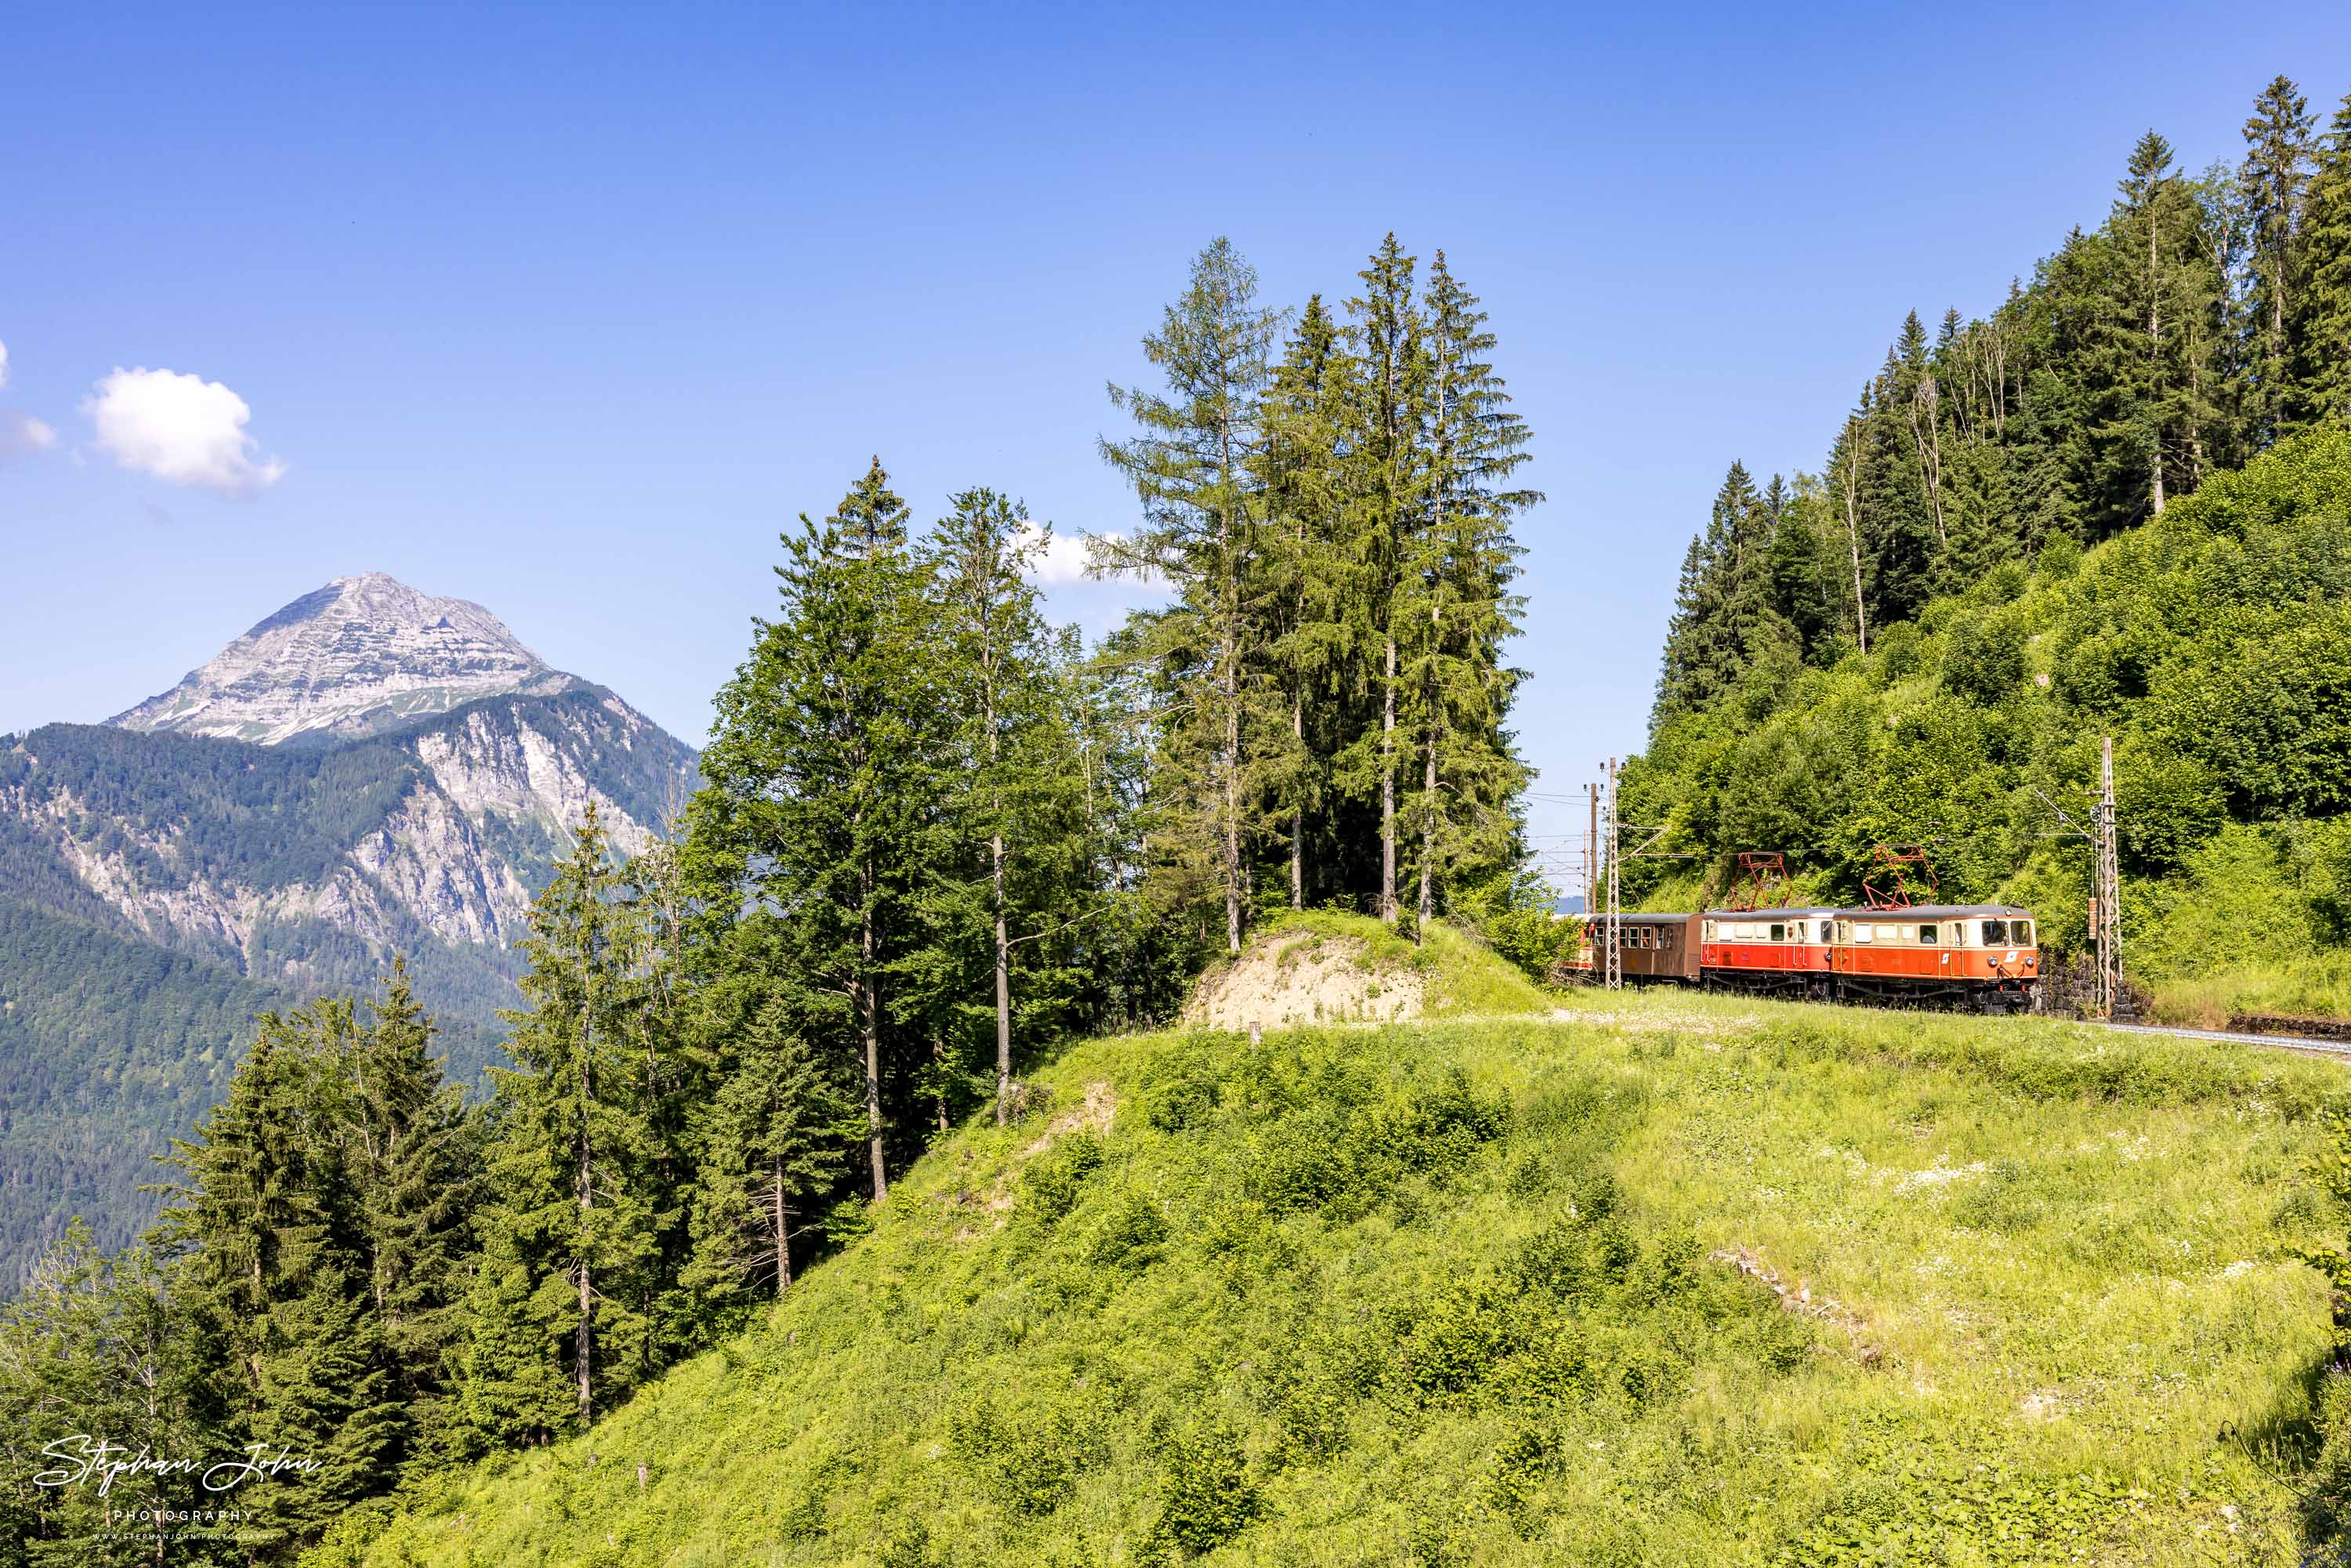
[1629,74,2351,1021]
[0,583,695,1282]
[1629,430,2351,1019]
[328,984,2350,1566]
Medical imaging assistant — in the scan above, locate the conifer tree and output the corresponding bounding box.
[683,994,858,1316]
[925,487,1088,1123]
[2292,90,2351,430]
[686,461,947,1201]
[452,1225,575,1449]
[1098,237,1282,954]
[1256,294,1364,911]
[149,998,408,1552]
[0,1224,217,1563]
[1339,234,1429,923]
[2241,75,2317,444]
[1405,252,1538,923]
[479,802,660,1429]
[347,960,477,1454]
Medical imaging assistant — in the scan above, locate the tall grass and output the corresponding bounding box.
[326,988,2351,1567]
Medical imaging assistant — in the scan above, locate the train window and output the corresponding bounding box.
[2016,921,2034,945]
[1818,920,1835,943]
[1769,922,1786,943]
[1918,924,1938,943]
[1982,918,2008,944]
[1853,924,1874,943]
[1702,920,1717,942]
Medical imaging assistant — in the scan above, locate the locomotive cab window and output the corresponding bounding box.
[1768,922,1786,943]
[2016,921,2034,945]
[1817,920,1835,943]
[1918,924,1938,944]
[1982,918,2008,945]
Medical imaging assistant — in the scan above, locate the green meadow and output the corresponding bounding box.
[321,932,2351,1566]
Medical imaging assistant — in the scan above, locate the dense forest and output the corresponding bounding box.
[1626,75,2351,1018]
[0,233,1548,1562]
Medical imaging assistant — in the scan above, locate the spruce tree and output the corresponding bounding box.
[686,461,948,1202]
[1339,234,1429,923]
[479,802,660,1429]
[2241,75,2316,444]
[925,487,1088,1123]
[1098,237,1282,954]
[683,994,858,1316]
[148,999,408,1555]
[2292,90,2351,430]
[347,959,478,1458]
[1256,294,1364,911]
[1405,251,1538,923]
[0,1225,218,1564]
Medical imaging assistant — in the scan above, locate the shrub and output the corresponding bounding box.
[1146,1422,1260,1559]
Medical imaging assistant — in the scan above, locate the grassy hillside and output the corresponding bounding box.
[326,972,2351,1565]
[1626,428,2351,1025]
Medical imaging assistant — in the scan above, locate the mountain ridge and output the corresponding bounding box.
[0,576,701,1282]
[107,570,588,747]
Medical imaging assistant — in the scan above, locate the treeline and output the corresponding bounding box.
[0,234,1542,1563]
[1656,75,2351,730]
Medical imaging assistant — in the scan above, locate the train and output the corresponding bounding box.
[1566,902,2041,1013]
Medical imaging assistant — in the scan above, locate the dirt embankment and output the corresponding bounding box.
[1184,929,1424,1033]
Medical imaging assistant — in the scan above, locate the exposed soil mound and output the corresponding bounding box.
[1184,928,1425,1031]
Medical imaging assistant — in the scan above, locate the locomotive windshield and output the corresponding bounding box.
[1983,918,2008,943]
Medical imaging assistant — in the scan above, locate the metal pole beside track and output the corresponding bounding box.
[1605,759,1622,992]
[2097,736,2121,1020]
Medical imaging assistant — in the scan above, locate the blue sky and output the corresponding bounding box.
[6,3,2350,888]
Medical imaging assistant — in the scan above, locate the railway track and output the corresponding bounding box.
[2096,1019,2351,1061]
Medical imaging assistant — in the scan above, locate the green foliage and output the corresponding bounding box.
[1143,1421,1259,1559]
[1626,425,2351,1021]
[341,995,2351,1565]
[472,803,667,1436]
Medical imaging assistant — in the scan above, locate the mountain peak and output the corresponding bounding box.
[110,574,579,745]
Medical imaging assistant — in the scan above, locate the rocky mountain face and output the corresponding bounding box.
[0,575,698,1284]
[110,571,582,746]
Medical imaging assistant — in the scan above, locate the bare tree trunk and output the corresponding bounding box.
[1289,693,1303,911]
[576,958,596,1425]
[993,829,1011,1124]
[1416,737,1436,931]
[575,1145,592,1423]
[860,871,886,1201]
[2150,205,2167,517]
[1838,431,1869,654]
[1910,377,1947,549]
[1380,634,1397,922]
[773,1157,791,1299]
[1224,671,1241,954]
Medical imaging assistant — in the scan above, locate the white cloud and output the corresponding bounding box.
[0,339,10,389]
[83,366,286,494]
[1020,522,1099,587]
[0,415,56,458]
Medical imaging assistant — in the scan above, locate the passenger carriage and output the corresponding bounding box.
[1565,912,1701,984]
